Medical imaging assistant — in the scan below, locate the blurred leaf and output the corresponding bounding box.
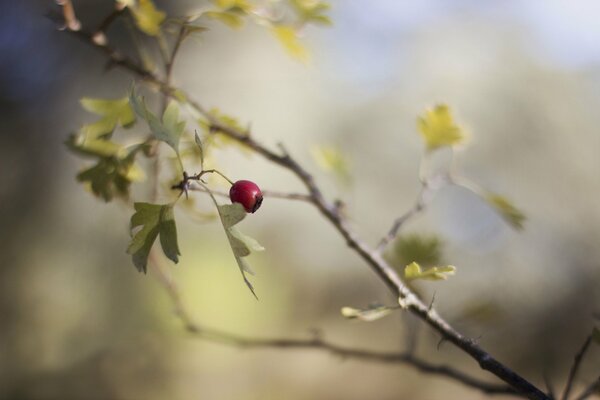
[341,304,395,322]
[311,145,351,184]
[65,134,124,158]
[80,96,135,139]
[130,91,185,155]
[404,262,456,281]
[214,0,253,12]
[130,0,166,36]
[76,152,145,202]
[215,202,264,299]
[272,25,309,62]
[204,10,244,28]
[485,193,525,230]
[592,326,600,345]
[390,234,443,268]
[290,0,332,25]
[199,108,252,153]
[127,203,180,273]
[417,104,465,151]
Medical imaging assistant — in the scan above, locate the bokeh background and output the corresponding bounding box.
[1,1,600,399]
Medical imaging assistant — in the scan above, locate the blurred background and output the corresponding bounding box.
[1,0,599,399]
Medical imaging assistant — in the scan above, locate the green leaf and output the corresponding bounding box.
[199,108,252,153]
[214,202,264,298]
[485,193,526,230]
[127,203,180,273]
[214,0,253,12]
[290,0,332,26]
[404,261,456,281]
[389,234,443,268]
[311,145,351,185]
[272,25,309,62]
[204,11,244,28]
[341,304,395,322]
[130,0,166,36]
[65,133,124,158]
[76,153,145,202]
[80,96,135,139]
[130,91,185,155]
[592,326,600,345]
[417,104,465,151]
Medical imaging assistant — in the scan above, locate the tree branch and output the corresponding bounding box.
[148,251,519,398]
[562,334,593,400]
[58,8,550,400]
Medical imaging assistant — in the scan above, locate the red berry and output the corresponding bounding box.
[229,180,263,213]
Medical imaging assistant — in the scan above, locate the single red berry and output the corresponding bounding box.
[229,180,263,213]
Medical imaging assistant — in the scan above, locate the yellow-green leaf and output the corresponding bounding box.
[389,234,442,268]
[417,104,465,151]
[341,305,395,322]
[80,96,135,138]
[214,0,253,12]
[485,193,526,230]
[311,145,350,184]
[404,261,456,281]
[130,0,166,36]
[272,25,309,62]
[204,11,244,28]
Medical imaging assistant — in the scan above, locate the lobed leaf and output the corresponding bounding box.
[214,202,265,298]
[127,203,180,273]
[404,261,456,281]
[130,91,185,155]
[417,104,465,151]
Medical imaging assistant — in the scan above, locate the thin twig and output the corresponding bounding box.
[148,252,519,398]
[562,335,593,400]
[573,377,600,400]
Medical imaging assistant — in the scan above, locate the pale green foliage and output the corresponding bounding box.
[417,104,465,151]
[130,91,185,156]
[341,304,395,322]
[80,96,135,138]
[272,25,309,62]
[311,145,351,184]
[127,203,180,273]
[66,95,145,201]
[485,193,526,230]
[214,203,265,298]
[199,108,252,153]
[290,0,331,25]
[215,0,254,12]
[204,11,245,28]
[390,234,443,268]
[126,0,166,36]
[404,262,456,281]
